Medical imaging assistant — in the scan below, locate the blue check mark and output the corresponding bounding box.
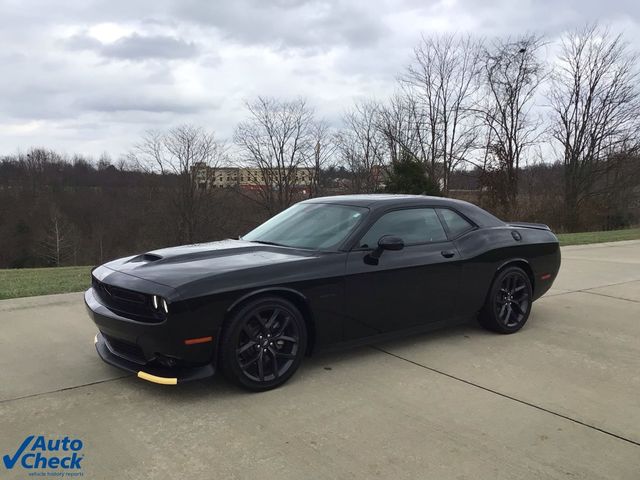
[2,435,34,469]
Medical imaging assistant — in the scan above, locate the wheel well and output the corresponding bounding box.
[223,290,316,355]
[497,260,535,295]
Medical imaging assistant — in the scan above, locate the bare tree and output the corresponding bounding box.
[20,148,64,195]
[308,120,337,197]
[480,35,545,216]
[336,100,387,193]
[40,209,74,267]
[548,25,640,230]
[378,92,423,166]
[375,36,484,195]
[134,125,224,243]
[399,34,482,193]
[234,97,316,214]
[97,152,112,171]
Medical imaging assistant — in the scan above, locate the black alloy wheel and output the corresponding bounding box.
[495,271,530,327]
[479,266,532,333]
[221,297,307,391]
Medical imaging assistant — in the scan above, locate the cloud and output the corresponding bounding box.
[75,94,210,114]
[67,32,198,60]
[0,0,640,157]
[174,0,389,52]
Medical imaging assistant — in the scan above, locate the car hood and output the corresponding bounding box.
[102,239,317,289]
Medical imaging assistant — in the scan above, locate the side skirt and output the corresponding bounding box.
[313,315,473,355]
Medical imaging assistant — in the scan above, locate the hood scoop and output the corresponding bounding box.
[128,253,163,263]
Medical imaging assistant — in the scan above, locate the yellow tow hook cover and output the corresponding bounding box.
[137,371,178,385]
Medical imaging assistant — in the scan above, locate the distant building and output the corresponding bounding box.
[191,163,315,191]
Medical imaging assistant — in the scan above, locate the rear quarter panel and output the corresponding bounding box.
[453,226,560,319]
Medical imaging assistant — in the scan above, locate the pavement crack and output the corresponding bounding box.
[372,345,640,448]
[580,290,639,303]
[0,375,132,405]
[542,279,640,299]
[581,279,640,291]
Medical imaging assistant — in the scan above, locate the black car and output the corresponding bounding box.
[85,194,561,390]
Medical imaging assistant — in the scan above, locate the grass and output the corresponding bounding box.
[0,265,92,300]
[0,227,639,300]
[556,227,640,246]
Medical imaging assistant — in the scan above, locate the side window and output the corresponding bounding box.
[438,208,474,237]
[358,208,447,248]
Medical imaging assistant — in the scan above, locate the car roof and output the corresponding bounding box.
[302,194,504,227]
[304,194,437,207]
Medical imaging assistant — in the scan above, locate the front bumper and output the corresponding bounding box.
[94,333,214,384]
[85,287,217,385]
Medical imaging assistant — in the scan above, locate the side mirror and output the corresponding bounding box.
[378,235,404,251]
[365,235,404,265]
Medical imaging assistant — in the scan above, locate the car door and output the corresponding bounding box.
[343,207,460,340]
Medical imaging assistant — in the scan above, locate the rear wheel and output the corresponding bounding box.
[221,296,307,391]
[478,266,532,334]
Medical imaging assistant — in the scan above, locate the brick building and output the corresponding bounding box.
[192,163,315,191]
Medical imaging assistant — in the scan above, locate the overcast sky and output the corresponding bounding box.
[1,0,639,159]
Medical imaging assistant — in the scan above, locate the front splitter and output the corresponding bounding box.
[94,332,215,385]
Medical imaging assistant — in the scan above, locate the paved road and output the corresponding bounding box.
[1,241,639,479]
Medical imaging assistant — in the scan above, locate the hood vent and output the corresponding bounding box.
[128,253,163,263]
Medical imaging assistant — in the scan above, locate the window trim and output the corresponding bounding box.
[350,206,452,251]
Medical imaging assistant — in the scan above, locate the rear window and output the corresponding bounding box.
[438,209,474,237]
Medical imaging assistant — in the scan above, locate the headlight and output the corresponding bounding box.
[151,295,169,314]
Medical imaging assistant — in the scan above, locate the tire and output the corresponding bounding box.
[220,296,307,391]
[478,266,532,334]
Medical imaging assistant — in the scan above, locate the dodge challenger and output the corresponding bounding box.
[85,194,561,391]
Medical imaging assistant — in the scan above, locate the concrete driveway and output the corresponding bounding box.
[1,241,639,479]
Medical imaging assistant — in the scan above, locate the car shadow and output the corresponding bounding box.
[115,318,489,402]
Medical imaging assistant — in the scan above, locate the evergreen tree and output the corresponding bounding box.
[385,150,441,196]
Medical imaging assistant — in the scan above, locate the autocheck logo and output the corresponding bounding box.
[3,435,84,474]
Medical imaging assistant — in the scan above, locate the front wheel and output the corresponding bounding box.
[220,296,307,391]
[478,266,532,334]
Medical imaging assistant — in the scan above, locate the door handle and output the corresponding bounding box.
[441,250,455,258]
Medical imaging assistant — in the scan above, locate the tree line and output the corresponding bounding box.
[340,25,640,228]
[0,24,639,269]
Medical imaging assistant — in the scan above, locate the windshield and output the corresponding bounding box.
[243,203,368,250]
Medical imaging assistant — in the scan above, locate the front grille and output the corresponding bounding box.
[92,277,164,323]
[103,333,146,364]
